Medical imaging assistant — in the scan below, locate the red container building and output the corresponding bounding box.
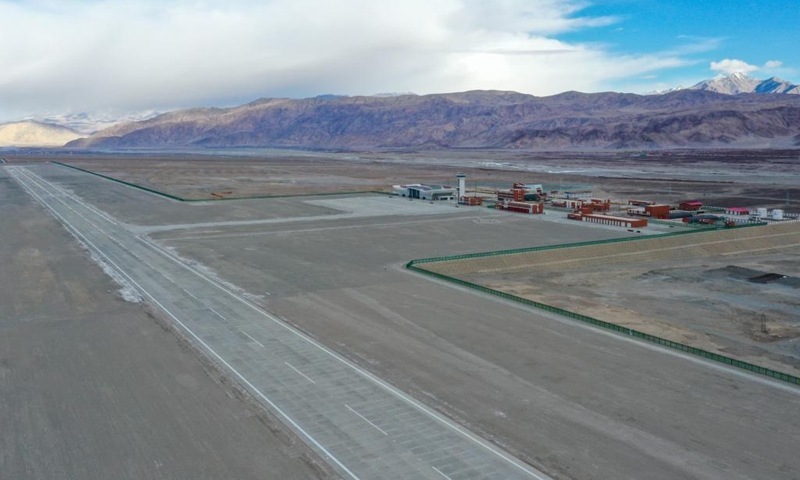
[496,201,544,214]
[568,213,648,228]
[645,204,671,219]
[679,201,703,211]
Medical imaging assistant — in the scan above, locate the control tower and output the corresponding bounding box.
[456,173,467,199]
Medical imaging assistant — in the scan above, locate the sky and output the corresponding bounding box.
[0,0,797,122]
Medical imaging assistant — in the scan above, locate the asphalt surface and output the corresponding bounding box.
[7,166,549,480]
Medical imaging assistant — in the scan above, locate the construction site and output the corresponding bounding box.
[2,151,800,480]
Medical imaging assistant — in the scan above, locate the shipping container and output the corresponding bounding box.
[568,213,648,228]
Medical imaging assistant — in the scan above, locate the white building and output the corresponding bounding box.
[392,184,456,201]
[564,190,592,200]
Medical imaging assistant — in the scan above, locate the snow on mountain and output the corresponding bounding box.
[690,72,761,95]
[687,73,799,95]
[647,85,686,95]
[35,110,161,135]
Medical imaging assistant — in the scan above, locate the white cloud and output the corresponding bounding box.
[710,59,760,75]
[710,58,787,76]
[0,0,690,120]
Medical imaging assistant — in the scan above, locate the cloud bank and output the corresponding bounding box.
[710,58,783,75]
[0,0,692,119]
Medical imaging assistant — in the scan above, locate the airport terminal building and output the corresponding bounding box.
[392,184,456,200]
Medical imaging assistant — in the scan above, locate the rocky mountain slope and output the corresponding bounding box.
[66,89,800,150]
[0,121,83,147]
[753,77,800,94]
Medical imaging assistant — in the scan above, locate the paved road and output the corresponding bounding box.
[7,166,549,480]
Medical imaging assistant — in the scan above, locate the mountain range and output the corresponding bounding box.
[656,72,799,96]
[66,88,800,150]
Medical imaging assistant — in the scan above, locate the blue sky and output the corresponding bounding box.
[0,0,796,121]
[561,0,798,91]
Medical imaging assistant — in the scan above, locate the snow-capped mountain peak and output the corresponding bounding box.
[685,73,799,95]
[690,73,762,95]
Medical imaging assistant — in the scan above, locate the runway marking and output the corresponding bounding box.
[285,362,316,384]
[9,168,361,480]
[241,330,265,348]
[183,290,201,301]
[345,404,387,436]
[432,466,453,479]
[208,307,226,320]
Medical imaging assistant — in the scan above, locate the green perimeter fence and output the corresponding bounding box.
[409,225,747,265]
[51,161,390,201]
[406,231,798,386]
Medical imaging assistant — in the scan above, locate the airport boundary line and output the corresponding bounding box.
[53,161,186,200]
[51,161,390,202]
[408,222,766,265]
[410,228,689,265]
[406,229,800,387]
